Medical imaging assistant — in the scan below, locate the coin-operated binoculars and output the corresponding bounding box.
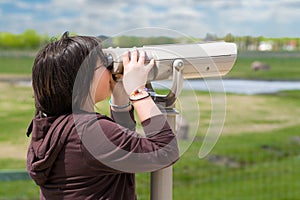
[104,42,237,108]
[103,42,237,200]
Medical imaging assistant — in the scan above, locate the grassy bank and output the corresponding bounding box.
[227,51,300,80]
[0,57,34,76]
[0,82,299,199]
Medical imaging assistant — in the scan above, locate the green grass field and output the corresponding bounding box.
[0,57,34,75]
[0,83,299,199]
[0,51,300,199]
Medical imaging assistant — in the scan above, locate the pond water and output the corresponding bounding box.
[152,79,300,95]
[16,79,300,95]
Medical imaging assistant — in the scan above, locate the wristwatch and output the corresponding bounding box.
[129,88,150,101]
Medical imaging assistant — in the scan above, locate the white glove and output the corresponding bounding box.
[122,50,154,95]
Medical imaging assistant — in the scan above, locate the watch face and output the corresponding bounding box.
[130,91,150,101]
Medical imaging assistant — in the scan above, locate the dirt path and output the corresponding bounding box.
[0,142,29,159]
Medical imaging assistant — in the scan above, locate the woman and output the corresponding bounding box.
[26,32,179,200]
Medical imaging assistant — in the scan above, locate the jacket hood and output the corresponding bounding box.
[26,114,74,185]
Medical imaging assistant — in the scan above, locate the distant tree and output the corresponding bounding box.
[144,36,176,45]
[112,36,177,47]
[175,36,201,44]
[21,29,42,48]
[0,29,49,49]
[113,36,139,47]
[0,32,18,48]
[204,33,218,41]
[224,33,235,43]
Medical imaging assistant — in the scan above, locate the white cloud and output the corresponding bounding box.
[0,0,299,37]
[209,0,243,9]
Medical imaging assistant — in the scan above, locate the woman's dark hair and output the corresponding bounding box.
[32,31,108,116]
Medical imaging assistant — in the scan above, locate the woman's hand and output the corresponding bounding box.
[122,50,161,122]
[122,50,154,95]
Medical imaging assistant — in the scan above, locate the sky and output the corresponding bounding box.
[0,0,300,38]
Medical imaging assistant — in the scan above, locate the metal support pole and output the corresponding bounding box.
[150,59,183,200]
[150,109,177,200]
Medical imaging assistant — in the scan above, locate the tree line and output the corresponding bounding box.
[1,30,299,51]
[109,34,300,51]
[0,30,49,50]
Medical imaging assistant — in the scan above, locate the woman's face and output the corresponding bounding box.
[91,61,112,103]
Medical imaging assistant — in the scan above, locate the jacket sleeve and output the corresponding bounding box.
[80,114,179,174]
[110,107,136,131]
